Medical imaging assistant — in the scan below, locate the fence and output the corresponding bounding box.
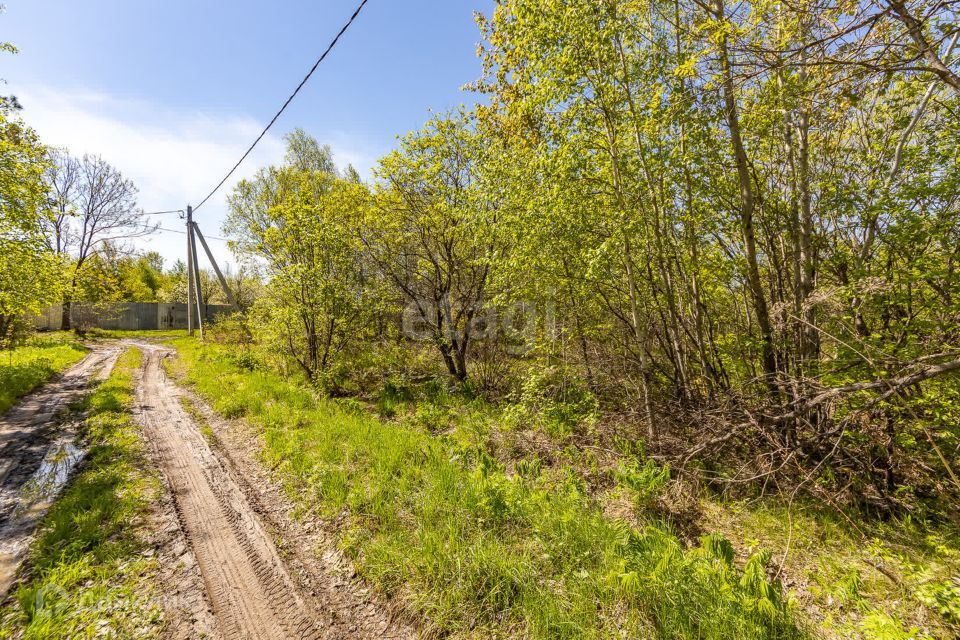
[33,303,235,331]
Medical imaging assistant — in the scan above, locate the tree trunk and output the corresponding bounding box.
[61,298,72,331]
[453,347,468,382]
[714,0,778,392]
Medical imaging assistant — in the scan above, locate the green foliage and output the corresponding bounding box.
[227,130,376,385]
[465,0,960,514]
[858,613,924,640]
[67,248,171,307]
[0,348,163,638]
[616,459,670,511]
[704,498,960,639]
[364,112,507,381]
[0,109,62,343]
[104,0,960,634]
[915,578,960,626]
[375,376,414,418]
[505,366,598,439]
[206,310,253,346]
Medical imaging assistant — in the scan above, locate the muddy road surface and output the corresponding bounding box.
[0,344,122,594]
[135,341,415,639]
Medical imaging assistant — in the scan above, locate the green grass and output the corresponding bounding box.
[168,338,806,639]
[353,364,960,638]
[703,499,960,640]
[0,348,164,639]
[87,328,188,340]
[0,332,87,414]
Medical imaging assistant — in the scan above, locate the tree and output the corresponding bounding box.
[471,0,960,502]
[364,113,504,381]
[0,107,61,346]
[226,130,372,384]
[43,153,151,329]
[114,251,166,302]
[1,29,21,112]
[43,148,79,255]
[213,0,960,508]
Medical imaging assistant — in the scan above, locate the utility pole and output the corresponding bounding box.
[186,205,195,336]
[189,212,205,339]
[184,203,238,338]
[193,224,238,309]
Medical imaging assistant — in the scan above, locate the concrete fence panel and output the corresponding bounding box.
[33,303,234,331]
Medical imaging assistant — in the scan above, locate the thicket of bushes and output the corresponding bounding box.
[218,0,960,518]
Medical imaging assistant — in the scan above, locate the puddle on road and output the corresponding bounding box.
[11,440,84,519]
[0,437,86,594]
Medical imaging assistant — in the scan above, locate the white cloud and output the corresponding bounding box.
[19,85,286,213]
[15,84,378,272]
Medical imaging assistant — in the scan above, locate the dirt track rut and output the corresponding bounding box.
[134,343,324,639]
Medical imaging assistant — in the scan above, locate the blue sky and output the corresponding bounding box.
[3,0,494,270]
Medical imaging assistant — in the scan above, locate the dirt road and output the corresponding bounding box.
[0,340,409,638]
[135,342,326,639]
[0,344,122,594]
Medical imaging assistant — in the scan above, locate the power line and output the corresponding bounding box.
[140,209,184,216]
[193,0,369,213]
[155,226,229,242]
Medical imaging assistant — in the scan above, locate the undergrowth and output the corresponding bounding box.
[703,499,960,640]
[0,347,164,639]
[0,332,87,414]
[169,338,806,639]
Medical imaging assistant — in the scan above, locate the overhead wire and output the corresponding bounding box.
[155,226,229,242]
[192,0,369,213]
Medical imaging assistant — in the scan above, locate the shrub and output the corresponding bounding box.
[506,366,599,439]
[207,311,253,346]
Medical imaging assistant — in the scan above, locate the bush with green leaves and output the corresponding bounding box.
[616,459,671,511]
[505,366,599,439]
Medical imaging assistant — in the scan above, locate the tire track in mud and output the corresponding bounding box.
[0,343,122,595]
[133,343,324,639]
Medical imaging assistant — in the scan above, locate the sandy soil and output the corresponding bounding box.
[134,342,325,639]
[179,365,415,640]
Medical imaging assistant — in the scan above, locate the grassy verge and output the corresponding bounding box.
[168,338,805,639]
[0,348,164,639]
[0,332,87,414]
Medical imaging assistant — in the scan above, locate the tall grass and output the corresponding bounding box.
[171,339,806,639]
[0,348,164,639]
[0,333,87,414]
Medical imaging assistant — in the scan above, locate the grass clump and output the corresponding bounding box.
[0,347,164,639]
[169,338,805,639]
[0,332,87,414]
